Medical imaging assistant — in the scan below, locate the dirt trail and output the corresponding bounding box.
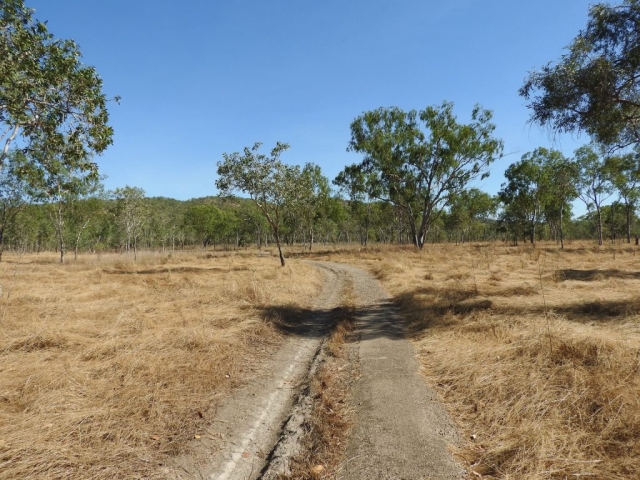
[320,262,464,480]
[172,261,462,479]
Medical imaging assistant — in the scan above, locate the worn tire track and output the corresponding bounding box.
[172,261,463,479]
[171,263,346,479]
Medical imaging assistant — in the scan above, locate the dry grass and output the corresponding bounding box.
[317,241,640,479]
[284,281,358,480]
[0,249,322,479]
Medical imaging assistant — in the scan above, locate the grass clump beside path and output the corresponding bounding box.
[0,250,321,479]
[319,242,640,479]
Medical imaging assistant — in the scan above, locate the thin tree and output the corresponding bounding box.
[217,142,305,267]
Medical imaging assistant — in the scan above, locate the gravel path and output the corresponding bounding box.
[171,261,462,479]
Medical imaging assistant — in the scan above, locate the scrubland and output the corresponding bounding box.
[0,250,321,479]
[319,242,640,479]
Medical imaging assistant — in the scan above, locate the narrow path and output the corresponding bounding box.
[172,261,463,479]
[311,262,464,480]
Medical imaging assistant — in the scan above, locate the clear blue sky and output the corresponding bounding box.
[28,0,595,201]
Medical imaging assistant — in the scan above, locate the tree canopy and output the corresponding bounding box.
[0,0,114,175]
[344,102,503,248]
[520,0,640,148]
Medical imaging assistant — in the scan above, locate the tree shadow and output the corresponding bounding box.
[259,285,640,343]
[259,301,413,341]
[260,304,341,339]
[558,269,640,281]
[553,298,640,321]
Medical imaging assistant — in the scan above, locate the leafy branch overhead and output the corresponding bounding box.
[0,0,114,175]
[521,0,640,148]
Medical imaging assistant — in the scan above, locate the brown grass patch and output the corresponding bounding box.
[0,250,321,479]
[321,241,640,479]
[284,281,358,479]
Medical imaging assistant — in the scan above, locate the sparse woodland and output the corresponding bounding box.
[2,0,640,479]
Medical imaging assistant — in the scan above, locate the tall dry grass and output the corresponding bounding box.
[0,250,321,479]
[323,241,640,479]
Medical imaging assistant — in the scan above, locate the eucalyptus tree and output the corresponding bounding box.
[333,165,379,246]
[601,202,627,243]
[68,192,107,260]
[0,0,114,170]
[184,203,224,249]
[297,163,330,250]
[0,151,31,259]
[499,151,549,244]
[521,0,640,149]
[606,150,640,243]
[447,188,496,243]
[17,144,103,262]
[539,150,578,249]
[113,186,148,260]
[217,142,305,266]
[346,102,503,249]
[574,145,614,245]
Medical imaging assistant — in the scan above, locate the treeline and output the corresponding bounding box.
[0,150,636,262]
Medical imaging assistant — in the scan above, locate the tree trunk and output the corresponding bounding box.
[596,204,604,246]
[626,203,632,244]
[559,203,565,250]
[274,228,285,267]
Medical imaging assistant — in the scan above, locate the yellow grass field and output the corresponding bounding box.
[0,250,322,479]
[319,242,640,479]
[2,242,640,479]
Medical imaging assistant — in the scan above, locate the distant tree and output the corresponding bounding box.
[0,0,114,171]
[544,152,578,249]
[346,102,503,249]
[574,145,614,246]
[333,165,379,246]
[447,188,496,243]
[297,163,330,250]
[217,142,305,266]
[520,0,640,149]
[184,203,224,249]
[606,150,640,243]
[18,145,102,263]
[601,202,627,243]
[68,193,107,260]
[113,186,148,260]
[0,151,31,259]
[499,150,551,244]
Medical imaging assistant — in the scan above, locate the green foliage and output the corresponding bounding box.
[0,0,114,171]
[446,188,497,243]
[521,0,640,148]
[345,102,503,248]
[217,142,304,266]
[113,186,148,259]
[606,149,640,242]
[184,203,236,249]
[574,144,614,245]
